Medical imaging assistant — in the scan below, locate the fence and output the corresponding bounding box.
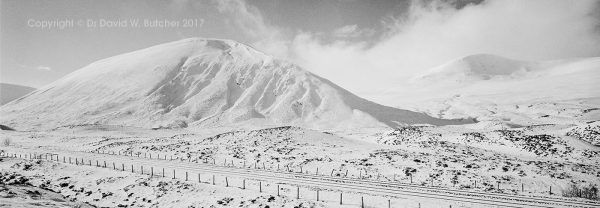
[90,149,559,195]
[1,150,592,208]
[0,150,447,208]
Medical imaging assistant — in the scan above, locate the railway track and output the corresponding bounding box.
[3,148,598,208]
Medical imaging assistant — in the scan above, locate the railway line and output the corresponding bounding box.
[3,148,598,208]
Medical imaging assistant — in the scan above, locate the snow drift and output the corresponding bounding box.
[0,38,473,130]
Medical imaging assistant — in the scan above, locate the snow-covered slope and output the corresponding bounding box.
[412,54,540,83]
[408,54,599,100]
[0,38,472,130]
[0,83,35,105]
[373,54,600,126]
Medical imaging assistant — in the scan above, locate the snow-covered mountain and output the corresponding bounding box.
[412,54,539,83]
[0,38,473,130]
[408,54,599,100]
[0,83,35,105]
[373,54,600,126]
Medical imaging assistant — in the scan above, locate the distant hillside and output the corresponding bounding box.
[0,83,35,105]
[372,54,600,126]
[404,54,600,102]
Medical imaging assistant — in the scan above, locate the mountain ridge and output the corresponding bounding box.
[0,38,474,130]
[371,53,600,125]
[0,83,35,105]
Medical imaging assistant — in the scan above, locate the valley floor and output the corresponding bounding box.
[0,121,599,207]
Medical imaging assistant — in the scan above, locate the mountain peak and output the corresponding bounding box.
[414,53,536,83]
[0,38,474,130]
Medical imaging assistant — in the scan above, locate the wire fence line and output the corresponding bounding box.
[91,149,551,194]
[0,150,597,208]
[0,150,405,208]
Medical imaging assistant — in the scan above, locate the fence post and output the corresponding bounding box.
[497,181,500,190]
[173,169,175,179]
[131,164,134,173]
[198,173,201,182]
[162,168,164,177]
[212,175,215,185]
[277,184,280,196]
[141,165,144,174]
[550,186,552,195]
[226,177,229,187]
[186,172,188,181]
[340,192,342,205]
[151,167,154,177]
[243,179,245,189]
[259,181,262,192]
[122,164,124,171]
[317,190,319,201]
[104,161,106,168]
[316,167,319,175]
[297,186,299,199]
[113,162,115,170]
[361,196,364,208]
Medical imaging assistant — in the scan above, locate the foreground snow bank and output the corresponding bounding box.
[0,158,323,208]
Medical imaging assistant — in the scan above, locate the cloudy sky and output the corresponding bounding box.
[2,0,600,96]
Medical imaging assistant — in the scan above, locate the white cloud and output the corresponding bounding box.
[333,25,359,37]
[196,0,600,96]
[17,64,53,72]
[212,0,292,59]
[288,0,600,94]
[331,24,376,39]
[35,66,53,71]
